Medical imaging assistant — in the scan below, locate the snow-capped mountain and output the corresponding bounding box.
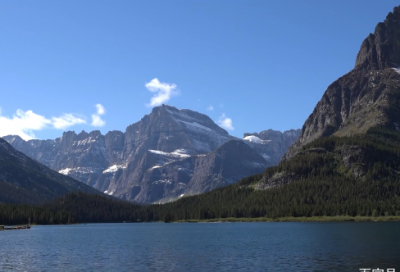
[243,129,301,166]
[3,104,300,203]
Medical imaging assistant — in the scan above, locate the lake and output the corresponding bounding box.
[1,222,400,271]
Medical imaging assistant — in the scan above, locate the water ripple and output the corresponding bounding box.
[1,222,400,271]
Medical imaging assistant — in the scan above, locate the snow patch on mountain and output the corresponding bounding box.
[245,161,267,168]
[148,149,191,158]
[165,107,200,124]
[149,165,163,170]
[73,137,97,146]
[243,135,272,144]
[146,150,194,171]
[243,135,262,143]
[262,154,271,161]
[59,167,94,175]
[103,164,127,173]
[153,179,172,185]
[59,168,73,175]
[165,106,231,150]
[177,120,212,132]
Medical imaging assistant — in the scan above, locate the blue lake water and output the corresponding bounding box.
[1,222,400,271]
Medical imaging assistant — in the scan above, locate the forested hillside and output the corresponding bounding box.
[3,128,400,225]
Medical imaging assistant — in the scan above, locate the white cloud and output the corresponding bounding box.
[95,104,105,115]
[145,78,179,107]
[217,113,234,131]
[0,109,52,140]
[207,105,214,111]
[0,106,100,140]
[52,114,86,130]
[91,114,105,127]
[91,103,106,127]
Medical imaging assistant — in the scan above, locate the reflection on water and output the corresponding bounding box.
[1,222,400,271]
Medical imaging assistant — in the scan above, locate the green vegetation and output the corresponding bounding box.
[2,126,400,225]
[0,193,147,225]
[0,181,43,204]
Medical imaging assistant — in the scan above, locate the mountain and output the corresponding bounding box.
[0,138,99,204]
[284,6,400,161]
[142,140,268,203]
[3,105,300,203]
[243,6,400,194]
[243,129,301,165]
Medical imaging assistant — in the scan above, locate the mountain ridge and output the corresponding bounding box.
[355,6,400,71]
[283,6,400,162]
[0,138,100,204]
[3,104,300,203]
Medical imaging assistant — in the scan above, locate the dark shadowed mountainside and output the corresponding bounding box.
[0,138,99,204]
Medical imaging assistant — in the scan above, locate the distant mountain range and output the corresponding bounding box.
[3,104,300,204]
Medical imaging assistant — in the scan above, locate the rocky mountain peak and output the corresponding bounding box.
[89,130,102,138]
[62,131,77,138]
[124,104,231,154]
[156,104,229,135]
[283,6,400,161]
[3,135,23,145]
[78,130,89,138]
[355,6,400,70]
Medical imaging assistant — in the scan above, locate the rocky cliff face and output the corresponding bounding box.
[4,105,300,203]
[0,138,99,204]
[283,6,400,161]
[127,140,268,203]
[355,7,400,71]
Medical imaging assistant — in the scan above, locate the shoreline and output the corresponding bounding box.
[3,216,400,226]
[0,225,31,230]
[174,215,400,223]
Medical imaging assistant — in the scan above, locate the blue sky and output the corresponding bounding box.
[0,1,399,140]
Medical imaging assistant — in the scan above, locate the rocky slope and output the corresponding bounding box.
[131,140,268,203]
[0,138,99,204]
[283,6,400,161]
[4,105,299,203]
